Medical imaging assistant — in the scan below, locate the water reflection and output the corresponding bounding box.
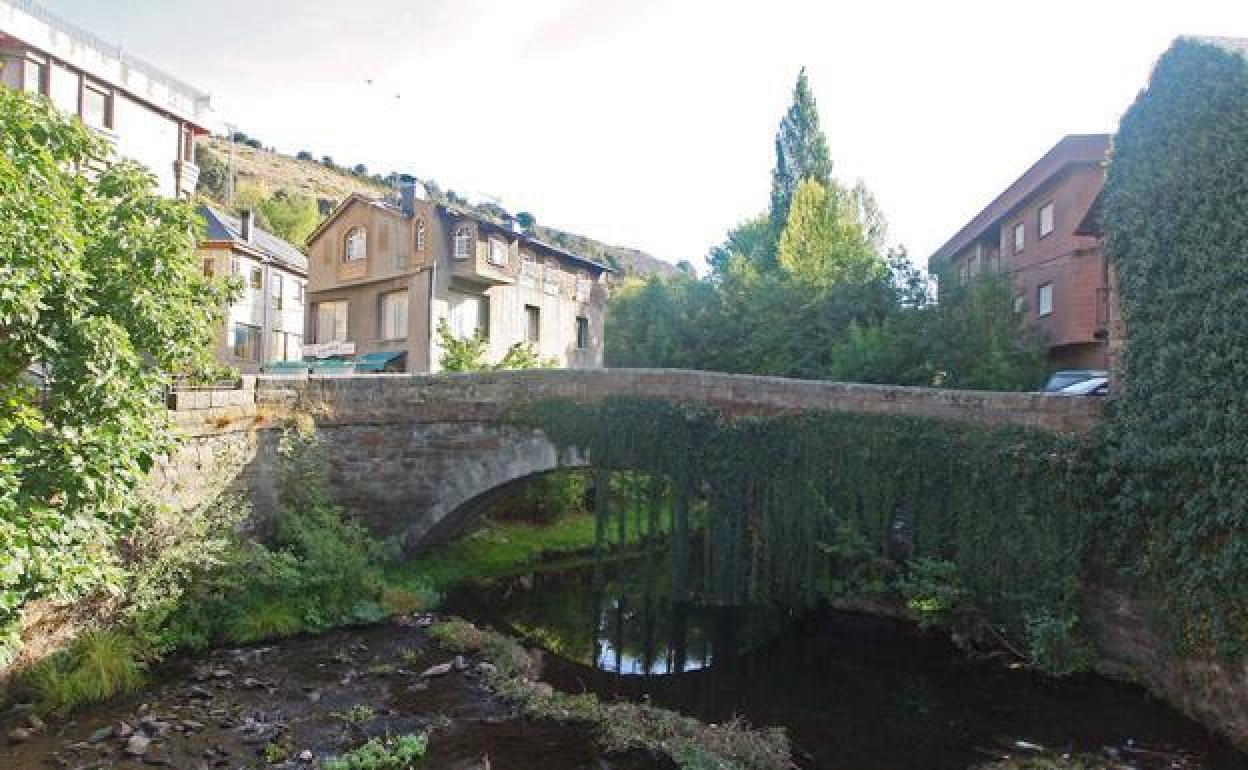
[489,553,791,676]
[445,557,1247,770]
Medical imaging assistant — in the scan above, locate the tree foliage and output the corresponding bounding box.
[768,68,833,260]
[776,179,883,288]
[1100,38,1248,658]
[0,88,230,662]
[233,183,320,247]
[607,67,1045,391]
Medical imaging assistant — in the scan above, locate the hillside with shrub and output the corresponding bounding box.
[195,135,676,279]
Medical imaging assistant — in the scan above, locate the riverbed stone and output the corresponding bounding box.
[125,732,151,756]
[420,662,454,678]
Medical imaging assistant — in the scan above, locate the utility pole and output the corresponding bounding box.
[223,121,237,206]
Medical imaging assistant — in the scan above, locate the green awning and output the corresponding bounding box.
[354,351,405,372]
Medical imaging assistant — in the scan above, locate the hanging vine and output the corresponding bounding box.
[521,397,1098,673]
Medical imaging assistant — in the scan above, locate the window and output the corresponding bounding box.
[231,323,261,362]
[1037,283,1054,317]
[316,301,349,343]
[488,239,508,267]
[271,273,283,311]
[344,227,367,261]
[415,220,426,252]
[448,292,487,340]
[249,266,263,290]
[1013,294,1025,314]
[1013,222,1025,254]
[285,333,303,362]
[380,290,409,340]
[180,125,195,162]
[202,258,215,278]
[453,226,472,260]
[576,316,589,350]
[269,330,286,363]
[22,56,47,94]
[48,65,78,114]
[230,257,240,276]
[81,82,111,129]
[294,282,305,304]
[525,305,541,344]
[1039,202,1055,238]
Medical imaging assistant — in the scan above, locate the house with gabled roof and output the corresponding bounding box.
[302,185,610,373]
[198,205,308,373]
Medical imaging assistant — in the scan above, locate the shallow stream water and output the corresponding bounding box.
[443,558,1248,770]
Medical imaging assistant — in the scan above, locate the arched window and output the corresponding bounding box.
[453,226,472,260]
[415,219,426,252]
[344,227,366,261]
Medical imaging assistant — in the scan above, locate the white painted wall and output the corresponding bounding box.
[113,93,179,198]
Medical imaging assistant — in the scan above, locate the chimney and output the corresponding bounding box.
[399,181,426,217]
[239,209,255,244]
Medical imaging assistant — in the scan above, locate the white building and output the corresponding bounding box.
[199,206,308,373]
[0,0,213,198]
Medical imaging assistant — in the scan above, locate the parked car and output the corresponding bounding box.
[1042,369,1108,392]
[1057,376,1108,396]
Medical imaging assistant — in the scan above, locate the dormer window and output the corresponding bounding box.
[344,227,366,261]
[453,226,472,260]
[488,239,508,267]
[415,219,426,252]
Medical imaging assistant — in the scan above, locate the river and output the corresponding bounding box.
[443,556,1248,770]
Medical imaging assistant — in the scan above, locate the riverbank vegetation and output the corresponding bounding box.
[428,617,792,770]
[0,87,233,669]
[1100,37,1248,662]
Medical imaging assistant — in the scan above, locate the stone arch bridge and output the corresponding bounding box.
[160,369,1101,551]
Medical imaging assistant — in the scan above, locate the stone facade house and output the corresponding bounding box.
[303,186,610,373]
[198,206,308,373]
[928,134,1115,370]
[0,0,213,199]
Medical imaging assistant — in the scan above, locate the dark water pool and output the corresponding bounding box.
[445,558,1248,770]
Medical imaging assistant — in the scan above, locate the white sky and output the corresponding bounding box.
[38,0,1248,270]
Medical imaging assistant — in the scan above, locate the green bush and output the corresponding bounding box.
[1101,37,1248,658]
[323,733,428,770]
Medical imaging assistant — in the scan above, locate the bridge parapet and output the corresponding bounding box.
[252,369,1102,434]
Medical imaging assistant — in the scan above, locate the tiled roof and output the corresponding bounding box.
[928,134,1110,270]
[198,205,308,274]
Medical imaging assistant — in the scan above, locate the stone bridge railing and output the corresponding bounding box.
[243,368,1103,433]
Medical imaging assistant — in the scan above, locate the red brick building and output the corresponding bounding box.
[928,134,1113,370]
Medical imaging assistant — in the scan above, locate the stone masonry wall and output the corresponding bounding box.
[251,368,1103,434]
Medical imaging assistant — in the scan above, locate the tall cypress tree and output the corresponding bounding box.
[768,68,833,256]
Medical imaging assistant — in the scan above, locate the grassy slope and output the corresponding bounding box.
[200,137,676,279]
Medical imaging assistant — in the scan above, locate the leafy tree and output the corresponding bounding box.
[768,67,833,258]
[707,215,771,278]
[0,88,231,662]
[436,320,554,371]
[231,183,320,247]
[776,179,883,288]
[515,211,537,231]
[295,150,315,161]
[351,163,368,176]
[194,144,230,201]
